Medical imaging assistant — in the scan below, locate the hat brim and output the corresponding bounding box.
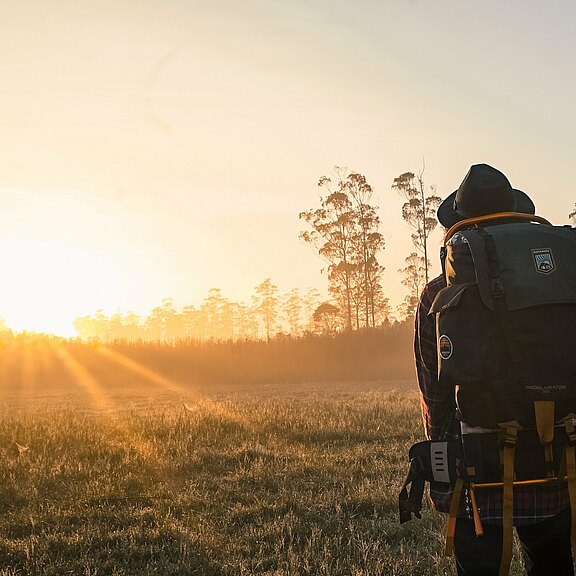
[437,189,536,228]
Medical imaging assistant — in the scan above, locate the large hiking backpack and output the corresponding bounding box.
[434,216,576,430]
[399,212,576,576]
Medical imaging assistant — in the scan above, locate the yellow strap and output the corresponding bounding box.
[535,401,556,477]
[445,476,464,557]
[469,484,484,537]
[444,212,552,244]
[473,477,563,489]
[534,400,555,444]
[499,426,517,576]
[564,420,576,551]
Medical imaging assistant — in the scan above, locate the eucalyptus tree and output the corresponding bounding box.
[253,278,279,341]
[312,302,341,335]
[302,288,321,332]
[201,288,231,340]
[144,298,183,342]
[392,170,441,284]
[342,172,385,328]
[232,301,259,340]
[282,288,304,336]
[180,304,203,339]
[300,169,384,330]
[300,178,356,330]
[398,252,427,319]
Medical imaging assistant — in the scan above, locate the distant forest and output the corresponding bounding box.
[74,284,326,343]
[0,322,415,386]
[105,323,415,384]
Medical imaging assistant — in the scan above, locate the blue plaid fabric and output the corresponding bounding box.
[415,275,570,526]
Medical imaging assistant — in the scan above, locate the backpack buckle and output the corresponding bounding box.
[503,426,518,447]
[565,420,576,446]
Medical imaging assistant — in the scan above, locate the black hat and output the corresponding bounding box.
[437,164,535,228]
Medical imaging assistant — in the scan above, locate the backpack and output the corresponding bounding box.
[399,212,576,576]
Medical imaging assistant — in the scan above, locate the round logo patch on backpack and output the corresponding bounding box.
[439,335,453,360]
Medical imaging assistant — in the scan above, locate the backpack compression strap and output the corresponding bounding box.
[499,426,518,576]
[444,212,552,245]
[444,476,464,557]
[535,401,555,478]
[564,419,576,551]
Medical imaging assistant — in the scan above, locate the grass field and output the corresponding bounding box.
[0,340,526,575]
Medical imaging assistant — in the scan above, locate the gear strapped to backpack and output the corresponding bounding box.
[399,212,576,576]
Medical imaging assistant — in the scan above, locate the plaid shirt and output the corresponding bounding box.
[415,274,570,526]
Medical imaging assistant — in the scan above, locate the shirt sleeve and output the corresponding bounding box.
[414,276,457,441]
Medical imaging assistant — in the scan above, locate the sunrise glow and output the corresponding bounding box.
[0,1,573,337]
[0,238,130,337]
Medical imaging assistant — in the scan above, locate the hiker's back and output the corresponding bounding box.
[406,164,576,576]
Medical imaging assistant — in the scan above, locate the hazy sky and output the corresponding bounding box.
[1,0,575,334]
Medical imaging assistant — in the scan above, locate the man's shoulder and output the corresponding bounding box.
[421,274,446,300]
[426,274,446,290]
[416,274,446,317]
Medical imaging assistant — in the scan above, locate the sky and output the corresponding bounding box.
[1,0,575,335]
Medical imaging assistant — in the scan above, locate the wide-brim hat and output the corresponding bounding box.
[437,163,535,228]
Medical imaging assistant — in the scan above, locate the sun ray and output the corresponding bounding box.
[37,339,61,384]
[51,341,166,464]
[95,345,194,396]
[0,341,24,403]
[94,345,251,428]
[19,342,36,398]
[52,342,114,412]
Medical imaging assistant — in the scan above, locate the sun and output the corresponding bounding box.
[0,238,129,337]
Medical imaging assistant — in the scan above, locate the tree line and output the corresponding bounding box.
[73,283,323,343]
[69,170,576,343]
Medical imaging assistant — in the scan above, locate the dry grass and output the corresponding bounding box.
[0,337,526,575]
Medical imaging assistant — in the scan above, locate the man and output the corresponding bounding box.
[415,163,573,575]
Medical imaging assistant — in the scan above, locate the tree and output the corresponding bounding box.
[181,304,204,339]
[122,312,142,341]
[300,168,385,330]
[570,204,576,224]
[342,172,385,328]
[231,302,259,340]
[253,278,279,341]
[301,288,321,332]
[392,168,441,284]
[300,179,356,330]
[398,252,427,319]
[108,312,143,341]
[282,288,304,336]
[201,288,230,340]
[74,314,99,340]
[312,302,341,335]
[144,298,181,342]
